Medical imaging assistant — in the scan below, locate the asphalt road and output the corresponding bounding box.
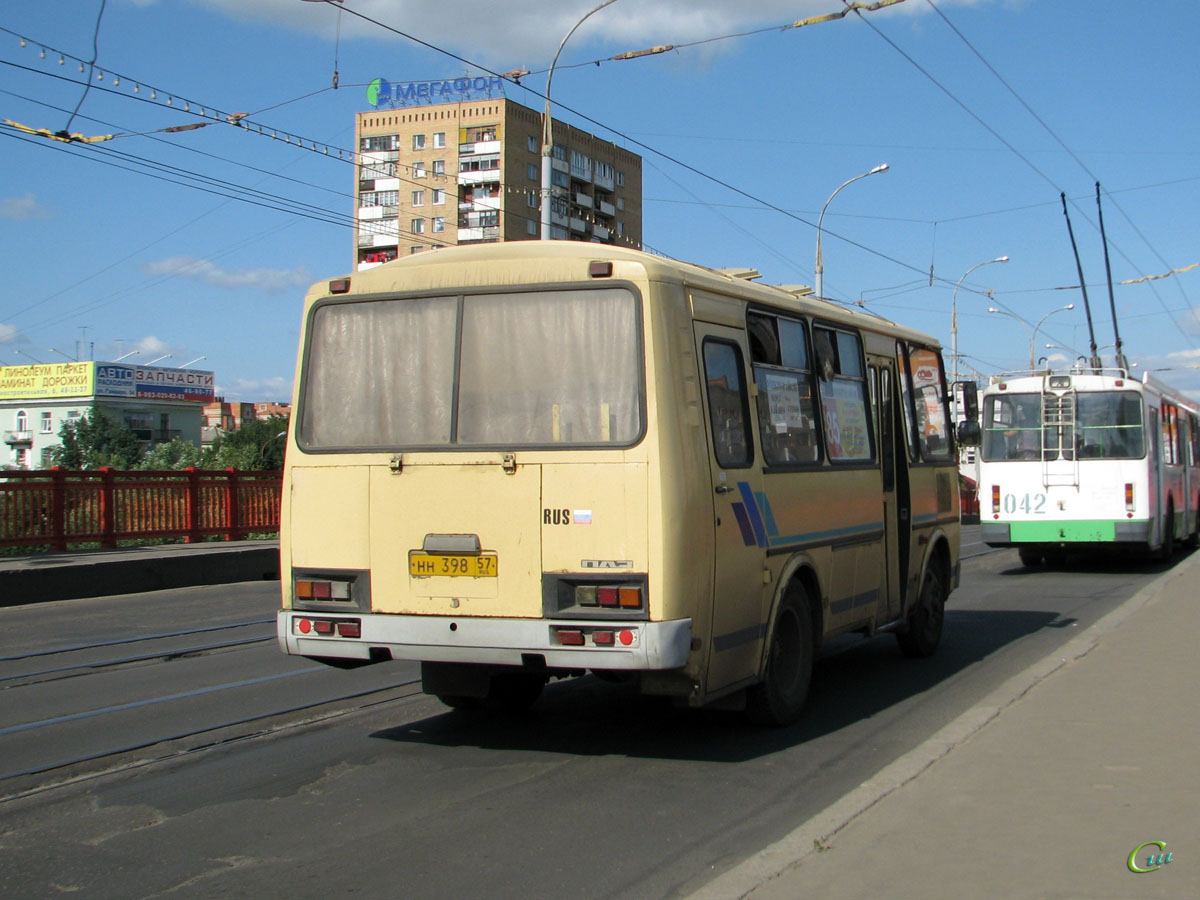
[0,532,1182,899]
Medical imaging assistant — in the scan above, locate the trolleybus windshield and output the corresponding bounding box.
[982,390,1144,461]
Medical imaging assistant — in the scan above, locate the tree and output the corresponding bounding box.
[48,407,145,469]
[137,437,205,471]
[206,415,289,470]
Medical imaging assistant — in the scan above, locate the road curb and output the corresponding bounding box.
[684,553,1197,900]
[1,545,280,607]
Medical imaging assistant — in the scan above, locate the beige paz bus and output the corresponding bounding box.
[276,242,962,725]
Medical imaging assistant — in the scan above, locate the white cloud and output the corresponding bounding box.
[1,193,52,221]
[1178,309,1200,337]
[190,0,929,68]
[135,336,174,357]
[217,375,292,403]
[141,256,312,294]
[0,323,18,345]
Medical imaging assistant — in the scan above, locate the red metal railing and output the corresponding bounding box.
[0,468,282,550]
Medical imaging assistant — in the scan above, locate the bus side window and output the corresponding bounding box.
[703,339,753,468]
[749,312,819,466]
[815,326,873,462]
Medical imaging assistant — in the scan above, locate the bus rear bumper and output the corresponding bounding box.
[277,610,693,671]
[982,520,1151,545]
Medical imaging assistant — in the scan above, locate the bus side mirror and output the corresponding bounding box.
[952,380,979,421]
[957,420,981,446]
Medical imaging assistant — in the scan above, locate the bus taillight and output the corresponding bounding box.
[293,616,361,638]
[1125,483,1134,512]
[992,484,1001,516]
[295,578,353,602]
[551,626,639,648]
[576,584,643,610]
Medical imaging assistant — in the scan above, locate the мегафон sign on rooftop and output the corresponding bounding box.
[366,76,506,109]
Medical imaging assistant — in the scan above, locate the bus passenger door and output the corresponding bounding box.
[694,324,767,694]
[880,364,910,620]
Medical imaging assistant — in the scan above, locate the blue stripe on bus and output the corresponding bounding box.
[737,481,768,547]
[713,623,768,653]
[828,588,881,616]
[755,490,780,538]
[731,502,757,546]
[766,521,886,550]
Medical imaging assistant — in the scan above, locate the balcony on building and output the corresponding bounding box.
[592,225,611,241]
[572,192,593,209]
[569,217,588,233]
[358,230,399,248]
[458,226,500,242]
[597,199,616,217]
[459,139,501,157]
[3,430,33,446]
[458,169,501,186]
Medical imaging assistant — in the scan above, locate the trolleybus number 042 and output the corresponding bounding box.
[1002,492,1047,515]
[409,553,498,577]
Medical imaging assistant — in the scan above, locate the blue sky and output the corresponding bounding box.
[2,0,1198,401]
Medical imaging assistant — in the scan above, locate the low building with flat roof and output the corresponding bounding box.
[1,361,214,469]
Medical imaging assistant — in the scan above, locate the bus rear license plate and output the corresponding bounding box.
[409,553,498,578]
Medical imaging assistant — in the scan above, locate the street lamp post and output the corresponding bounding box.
[951,256,1009,381]
[988,303,1074,369]
[814,163,889,299]
[541,0,619,240]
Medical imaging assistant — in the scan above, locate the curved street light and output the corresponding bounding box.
[541,0,619,240]
[988,303,1074,369]
[951,255,1009,381]
[814,163,888,299]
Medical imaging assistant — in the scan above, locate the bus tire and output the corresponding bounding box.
[746,585,814,727]
[437,694,483,711]
[1017,547,1043,567]
[896,564,945,659]
[1044,547,1068,567]
[1158,505,1176,561]
[484,672,547,712]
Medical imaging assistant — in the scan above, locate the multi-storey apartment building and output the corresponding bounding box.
[354,95,642,269]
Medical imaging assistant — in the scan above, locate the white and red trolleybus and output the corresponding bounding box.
[976,366,1200,563]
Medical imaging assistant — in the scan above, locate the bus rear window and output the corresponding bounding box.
[299,287,642,450]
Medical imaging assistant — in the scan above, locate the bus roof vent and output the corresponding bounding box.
[717,267,761,281]
[777,284,814,298]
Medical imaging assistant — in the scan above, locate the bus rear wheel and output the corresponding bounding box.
[1157,506,1176,561]
[1018,547,1043,567]
[896,565,945,659]
[746,585,814,727]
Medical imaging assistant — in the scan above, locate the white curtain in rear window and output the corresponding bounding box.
[457,290,639,445]
[300,288,639,449]
[301,297,457,447]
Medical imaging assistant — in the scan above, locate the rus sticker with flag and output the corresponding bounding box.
[573,509,593,525]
